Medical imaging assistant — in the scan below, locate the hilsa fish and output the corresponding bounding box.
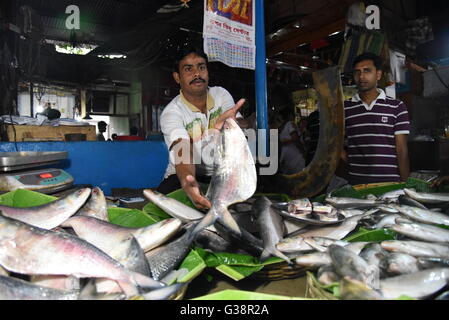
[0,275,79,300]
[0,188,91,229]
[403,188,449,204]
[76,187,109,221]
[61,215,182,253]
[252,197,291,263]
[0,214,164,297]
[192,118,257,238]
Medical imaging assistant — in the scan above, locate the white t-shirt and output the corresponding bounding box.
[160,86,238,178]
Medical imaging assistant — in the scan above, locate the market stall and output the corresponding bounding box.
[1,0,449,303]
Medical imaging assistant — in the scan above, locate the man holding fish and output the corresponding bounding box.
[157,46,254,209]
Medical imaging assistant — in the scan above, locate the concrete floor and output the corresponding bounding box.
[183,270,308,299]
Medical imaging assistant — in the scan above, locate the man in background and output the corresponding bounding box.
[342,52,410,185]
[96,121,107,141]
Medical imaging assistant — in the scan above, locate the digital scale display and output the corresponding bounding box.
[16,169,72,187]
[0,168,74,194]
[39,173,53,179]
[0,152,73,194]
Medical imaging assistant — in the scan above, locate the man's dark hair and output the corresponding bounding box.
[173,45,208,73]
[98,121,107,129]
[352,52,384,71]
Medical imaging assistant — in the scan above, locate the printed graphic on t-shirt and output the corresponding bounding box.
[185,118,203,143]
[208,107,222,129]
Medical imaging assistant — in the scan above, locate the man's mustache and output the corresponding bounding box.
[190,78,206,85]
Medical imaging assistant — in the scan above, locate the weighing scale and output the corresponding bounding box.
[0,152,74,194]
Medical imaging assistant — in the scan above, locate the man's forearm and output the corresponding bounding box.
[396,134,410,181]
[171,138,196,187]
[176,163,196,188]
[397,152,410,181]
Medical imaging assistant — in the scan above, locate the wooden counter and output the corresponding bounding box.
[5,124,96,142]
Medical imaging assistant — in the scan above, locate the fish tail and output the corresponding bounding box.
[189,209,219,241]
[260,249,271,262]
[261,247,292,264]
[142,282,187,300]
[130,271,165,290]
[216,208,242,237]
[116,279,140,297]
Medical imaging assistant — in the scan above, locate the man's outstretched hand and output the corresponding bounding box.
[214,98,246,130]
[182,175,211,210]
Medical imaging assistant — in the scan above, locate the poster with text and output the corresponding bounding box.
[203,0,255,70]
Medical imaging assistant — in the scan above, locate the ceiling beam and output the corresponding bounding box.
[267,18,346,57]
[266,0,358,57]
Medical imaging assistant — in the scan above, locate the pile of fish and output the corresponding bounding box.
[272,188,449,300]
[0,187,188,300]
[145,182,449,300]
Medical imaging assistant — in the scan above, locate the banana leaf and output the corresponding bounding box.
[355,183,405,198]
[344,227,397,243]
[0,188,56,207]
[108,207,161,227]
[177,248,207,283]
[406,177,449,193]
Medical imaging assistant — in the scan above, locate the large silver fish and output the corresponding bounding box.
[388,204,449,226]
[76,187,109,221]
[381,240,449,258]
[390,221,449,243]
[0,275,79,300]
[61,215,182,253]
[325,196,383,209]
[192,117,257,237]
[371,214,402,230]
[379,268,449,299]
[286,208,378,240]
[295,252,332,268]
[294,242,368,268]
[0,214,163,297]
[61,216,152,294]
[252,197,290,263]
[0,188,91,229]
[403,188,449,204]
[143,189,205,223]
